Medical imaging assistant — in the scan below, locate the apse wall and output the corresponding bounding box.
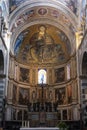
[7,52,79,124]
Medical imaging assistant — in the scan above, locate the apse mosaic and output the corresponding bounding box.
[9,0,78,16]
[14,31,29,54]
[14,24,71,65]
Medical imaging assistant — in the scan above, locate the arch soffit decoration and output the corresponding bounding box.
[9,0,78,55]
[9,0,78,31]
[9,0,78,26]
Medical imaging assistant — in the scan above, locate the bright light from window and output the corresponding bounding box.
[38,69,46,84]
[67,64,70,80]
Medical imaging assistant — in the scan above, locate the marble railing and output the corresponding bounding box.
[20,127,59,130]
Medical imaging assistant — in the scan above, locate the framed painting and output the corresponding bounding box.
[19,87,29,105]
[19,67,29,83]
[55,67,65,83]
[55,87,66,105]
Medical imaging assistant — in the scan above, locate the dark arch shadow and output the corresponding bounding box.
[82,52,87,75]
[0,50,4,74]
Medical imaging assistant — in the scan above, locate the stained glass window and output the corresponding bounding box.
[38,69,47,84]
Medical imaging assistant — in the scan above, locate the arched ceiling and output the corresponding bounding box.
[9,0,78,16]
[9,0,79,65]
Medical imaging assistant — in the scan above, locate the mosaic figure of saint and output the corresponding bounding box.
[29,25,54,61]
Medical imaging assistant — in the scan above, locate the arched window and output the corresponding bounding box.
[82,52,87,75]
[0,50,4,74]
[38,69,47,84]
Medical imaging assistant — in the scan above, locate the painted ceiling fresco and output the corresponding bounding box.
[11,6,75,36]
[9,0,78,16]
[14,24,71,65]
